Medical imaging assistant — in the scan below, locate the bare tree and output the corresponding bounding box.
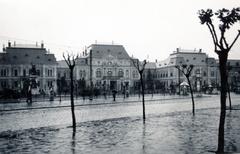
[175,64,195,115]
[198,8,240,153]
[131,58,147,121]
[63,53,78,131]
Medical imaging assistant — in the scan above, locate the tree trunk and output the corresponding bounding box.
[217,53,228,153]
[140,74,146,121]
[187,77,195,115]
[227,82,232,110]
[70,69,76,131]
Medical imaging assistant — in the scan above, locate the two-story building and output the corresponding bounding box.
[0,42,57,94]
[155,48,218,92]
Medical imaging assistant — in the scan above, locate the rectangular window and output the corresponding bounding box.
[1,81,7,88]
[48,69,53,77]
[37,70,40,76]
[211,71,214,77]
[14,81,18,87]
[23,69,26,76]
[14,70,18,76]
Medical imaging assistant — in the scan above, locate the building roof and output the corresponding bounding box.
[145,62,157,69]
[87,44,130,59]
[57,60,68,68]
[157,49,210,68]
[0,45,57,65]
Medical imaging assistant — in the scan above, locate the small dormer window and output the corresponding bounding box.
[13,55,17,59]
[96,50,99,53]
[25,54,29,57]
[36,56,40,59]
[48,59,51,61]
[118,52,122,55]
[186,59,189,62]
[107,49,111,52]
[202,60,205,62]
[193,57,196,60]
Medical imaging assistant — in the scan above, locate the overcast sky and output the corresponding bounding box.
[0,0,239,61]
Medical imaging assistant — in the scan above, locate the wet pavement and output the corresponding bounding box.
[0,94,240,153]
[0,93,206,111]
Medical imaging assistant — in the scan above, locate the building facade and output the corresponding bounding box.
[154,48,218,92]
[2,42,240,96]
[75,44,139,93]
[0,42,57,94]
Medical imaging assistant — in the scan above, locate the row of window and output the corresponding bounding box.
[0,68,54,77]
[12,55,53,62]
[155,71,215,78]
[78,69,139,78]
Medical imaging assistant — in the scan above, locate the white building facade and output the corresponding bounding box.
[155,48,218,92]
[75,44,139,92]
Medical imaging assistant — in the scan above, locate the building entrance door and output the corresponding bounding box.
[110,81,117,90]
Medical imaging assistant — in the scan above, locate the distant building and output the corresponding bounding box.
[4,41,240,96]
[217,59,240,92]
[155,48,218,92]
[74,44,139,93]
[0,42,57,94]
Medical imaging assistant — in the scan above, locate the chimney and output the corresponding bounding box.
[14,41,16,46]
[155,59,157,63]
[41,41,44,48]
[176,48,179,52]
[8,41,11,47]
[36,42,38,47]
[199,49,202,53]
[3,44,6,51]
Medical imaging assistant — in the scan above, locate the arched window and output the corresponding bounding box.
[118,69,124,77]
[107,70,112,77]
[195,69,200,74]
[96,68,102,78]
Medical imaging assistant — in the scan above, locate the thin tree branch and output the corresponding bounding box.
[206,23,218,52]
[223,37,229,49]
[209,22,219,45]
[229,30,240,51]
[209,22,223,51]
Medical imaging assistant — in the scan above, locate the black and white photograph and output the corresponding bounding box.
[0,0,240,153]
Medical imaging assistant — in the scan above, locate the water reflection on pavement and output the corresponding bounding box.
[0,95,240,153]
[0,109,240,154]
